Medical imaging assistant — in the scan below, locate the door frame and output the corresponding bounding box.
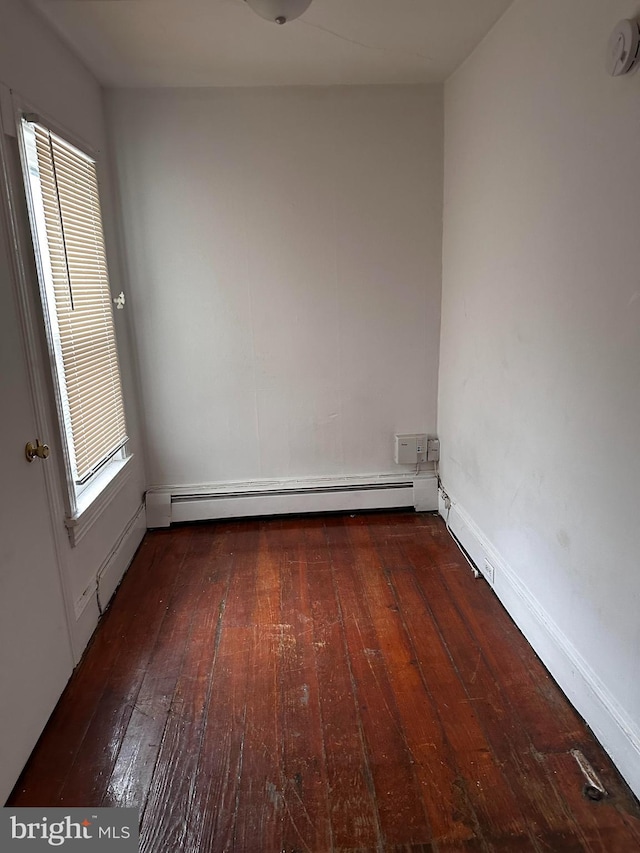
[0,82,77,661]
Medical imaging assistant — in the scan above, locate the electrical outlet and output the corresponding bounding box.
[482,557,495,586]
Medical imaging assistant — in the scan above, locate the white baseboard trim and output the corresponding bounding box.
[146,473,438,527]
[74,504,146,622]
[441,496,640,801]
[96,504,147,612]
[71,503,146,662]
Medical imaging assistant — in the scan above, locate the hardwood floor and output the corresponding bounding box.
[9,512,640,851]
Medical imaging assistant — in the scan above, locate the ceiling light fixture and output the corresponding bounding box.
[244,0,313,25]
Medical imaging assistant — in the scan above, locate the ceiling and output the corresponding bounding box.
[30,0,514,88]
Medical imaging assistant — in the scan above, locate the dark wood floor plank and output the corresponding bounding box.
[306,522,381,850]
[182,521,261,853]
[347,517,485,849]
[326,517,432,847]
[363,516,536,849]
[8,511,640,853]
[137,524,234,852]
[278,519,333,853]
[231,521,284,853]
[340,518,477,843]
[97,526,222,813]
[186,622,254,853]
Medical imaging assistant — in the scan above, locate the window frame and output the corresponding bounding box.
[14,100,133,539]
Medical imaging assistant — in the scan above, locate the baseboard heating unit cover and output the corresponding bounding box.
[145,474,437,527]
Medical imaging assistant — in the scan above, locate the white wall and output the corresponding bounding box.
[108,85,442,488]
[440,0,640,796]
[0,0,146,655]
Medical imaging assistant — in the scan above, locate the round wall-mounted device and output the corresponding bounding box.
[606,18,640,76]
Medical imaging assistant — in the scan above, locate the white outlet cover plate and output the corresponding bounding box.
[483,557,495,586]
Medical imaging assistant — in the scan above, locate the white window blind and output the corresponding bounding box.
[21,119,128,486]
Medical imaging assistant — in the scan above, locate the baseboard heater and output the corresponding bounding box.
[146,474,437,528]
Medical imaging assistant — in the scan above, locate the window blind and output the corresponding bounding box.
[28,121,127,484]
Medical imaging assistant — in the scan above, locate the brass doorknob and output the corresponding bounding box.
[25,439,50,462]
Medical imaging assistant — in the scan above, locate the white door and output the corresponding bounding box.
[0,119,74,804]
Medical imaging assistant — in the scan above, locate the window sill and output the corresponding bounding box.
[65,454,135,547]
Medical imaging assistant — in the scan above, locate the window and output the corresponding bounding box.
[19,116,128,514]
